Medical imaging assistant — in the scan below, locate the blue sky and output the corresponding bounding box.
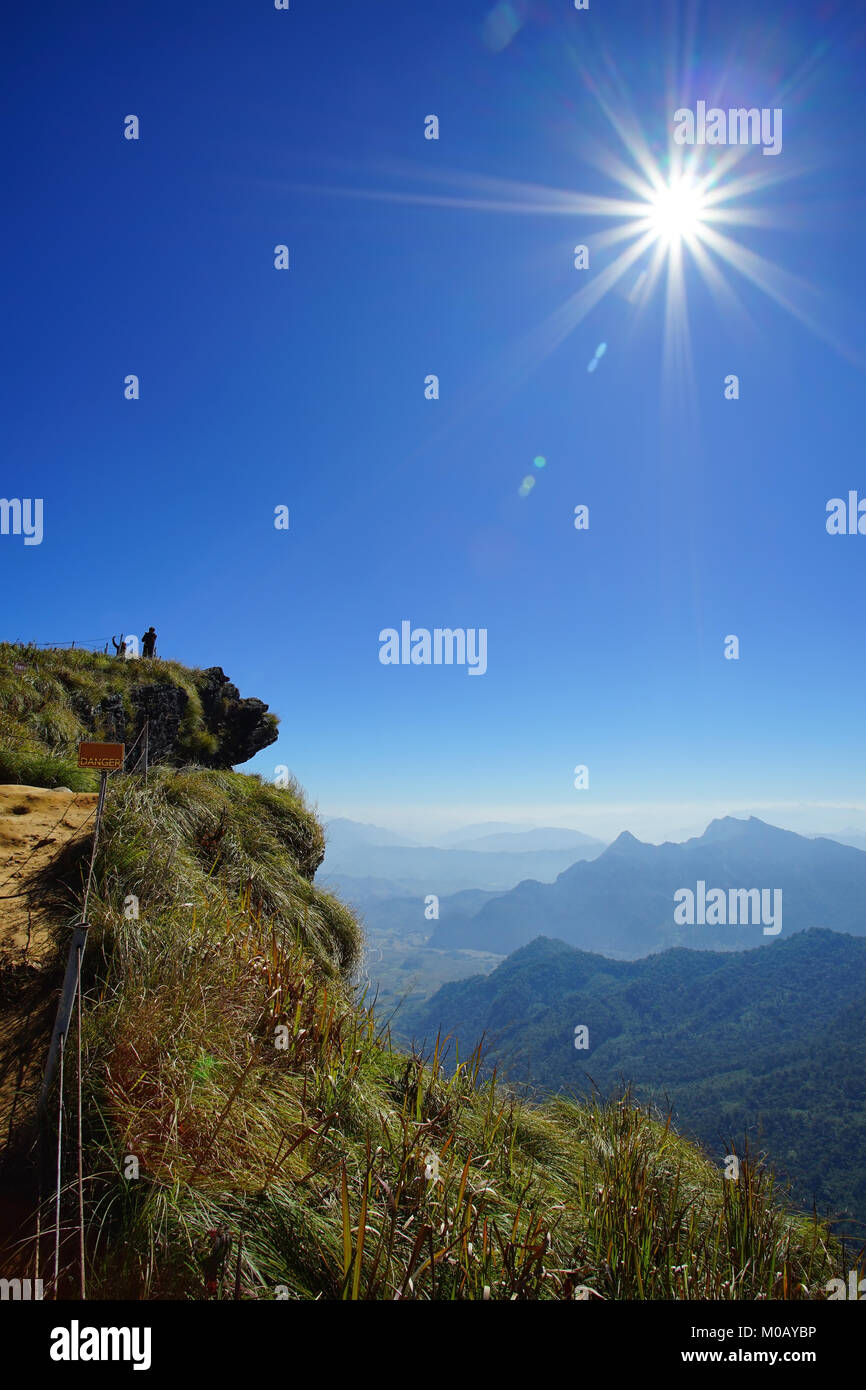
[3,0,866,842]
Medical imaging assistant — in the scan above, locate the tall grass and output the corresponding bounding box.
[42,769,839,1299]
[0,647,842,1299]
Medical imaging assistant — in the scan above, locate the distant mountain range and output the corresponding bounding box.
[403,929,866,1224]
[328,881,504,940]
[428,816,866,957]
[320,818,606,895]
[445,827,601,853]
[323,818,420,848]
[812,827,866,853]
[436,821,538,845]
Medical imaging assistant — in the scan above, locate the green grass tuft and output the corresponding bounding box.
[43,769,839,1300]
[2,644,844,1300]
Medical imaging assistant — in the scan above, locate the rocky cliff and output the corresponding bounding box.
[89,666,278,769]
[0,645,280,787]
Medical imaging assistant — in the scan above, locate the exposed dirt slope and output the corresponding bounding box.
[0,785,98,1147]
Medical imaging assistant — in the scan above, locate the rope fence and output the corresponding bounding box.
[32,721,150,1298]
[4,637,165,658]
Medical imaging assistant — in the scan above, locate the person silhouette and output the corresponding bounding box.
[142,627,157,659]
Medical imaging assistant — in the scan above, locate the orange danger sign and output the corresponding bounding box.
[77,742,125,770]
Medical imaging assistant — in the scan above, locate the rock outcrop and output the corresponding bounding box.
[196,667,278,768]
[88,667,278,770]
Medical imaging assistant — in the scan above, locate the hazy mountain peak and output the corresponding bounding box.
[698,815,797,846]
[449,826,605,853]
[603,829,647,855]
[324,818,420,848]
[701,814,760,840]
[436,821,537,845]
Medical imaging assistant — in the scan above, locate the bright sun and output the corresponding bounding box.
[305,57,863,384]
[648,176,706,244]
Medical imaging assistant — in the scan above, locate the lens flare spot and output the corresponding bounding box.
[482,0,528,53]
[533,455,546,469]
